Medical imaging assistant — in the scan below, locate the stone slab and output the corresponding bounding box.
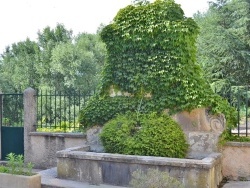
[39,168,126,188]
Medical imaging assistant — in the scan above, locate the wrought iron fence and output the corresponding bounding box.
[1,86,249,136]
[0,93,24,127]
[36,90,93,132]
[215,85,250,137]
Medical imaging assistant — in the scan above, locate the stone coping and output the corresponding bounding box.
[57,146,221,169]
[29,132,86,138]
[224,141,250,147]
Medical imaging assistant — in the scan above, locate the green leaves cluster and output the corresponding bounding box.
[100,0,211,109]
[79,95,169,128]
[0,153,34,176]
[79,96,140,128]
[79,0,236,129]
[100,0,202,103]
[195,0,250,91]
[100,112,188,158]
[0,24,106,93]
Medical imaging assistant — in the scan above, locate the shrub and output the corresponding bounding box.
[99,112,188,158]
[130,168,184,188]
[0,153,34,176]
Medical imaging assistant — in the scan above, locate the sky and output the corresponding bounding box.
[0,0,213,54]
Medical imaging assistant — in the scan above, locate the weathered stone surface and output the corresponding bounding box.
[24,88,37,164]
[86,126,104,152]
[0,173,41,188]
[172,108,225,133]
[57,148,222,188]
[187,132,220,159]
[170,108,225,157]
[28,133,86,169]
[222,142,250,180]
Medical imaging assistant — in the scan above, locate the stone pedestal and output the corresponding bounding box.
[86,106,225,159]
[171,108,225,158]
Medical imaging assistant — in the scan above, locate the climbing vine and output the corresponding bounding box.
[79,0,237,129]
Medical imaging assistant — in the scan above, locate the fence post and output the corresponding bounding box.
[24,88,36,163]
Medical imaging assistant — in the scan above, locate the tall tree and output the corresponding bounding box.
[37,23,73,89]
[195,0,250,93]
[0,38,40,91]
[0,24,106,93]
[50,33,106,92]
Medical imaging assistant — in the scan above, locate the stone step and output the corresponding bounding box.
[38,167,126,188]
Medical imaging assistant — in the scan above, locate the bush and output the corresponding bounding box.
[99,112,188,158]
[130,168,184,188]
[0,153,34,176]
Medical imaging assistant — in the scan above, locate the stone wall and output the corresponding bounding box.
[27,132,86,169]
[57,147,222,188]
[222,142,250,180]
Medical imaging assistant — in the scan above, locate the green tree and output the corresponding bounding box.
[0,24,106,93]
[50,33,106,92]
[0,38,40,92]
[195,0,250,93]
[37,23,73,89]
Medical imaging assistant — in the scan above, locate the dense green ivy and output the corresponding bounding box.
[79,0,237,129]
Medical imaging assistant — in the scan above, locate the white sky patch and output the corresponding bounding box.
[0,0,213,54]
[175,0,212,17]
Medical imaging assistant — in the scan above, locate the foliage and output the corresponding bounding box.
[79,95,152,128]
[194,0,250,135]
[99,112,188,158]
[219,130,250,144]
[1,94,23,127]
[194,0,250,91]
[79,0,237,130]
[130,168,184,188]
[37,121,82,133]
[0,39,40,92]
[37,24,73,90]
[0,24,105,93]
[209,95,237,129]
[100,0,202,102]
[0,153,34,176]
[50,33,106,92]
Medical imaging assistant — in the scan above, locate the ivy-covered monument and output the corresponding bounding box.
[79,0,236,158]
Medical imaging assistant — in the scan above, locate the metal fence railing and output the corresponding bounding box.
[1,86,249,135]
[36,90,93,132]
[0,93,24,127]
[215,85,250,137]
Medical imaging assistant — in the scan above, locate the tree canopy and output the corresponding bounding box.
[0,24,106,93]
[195,0,250,93]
